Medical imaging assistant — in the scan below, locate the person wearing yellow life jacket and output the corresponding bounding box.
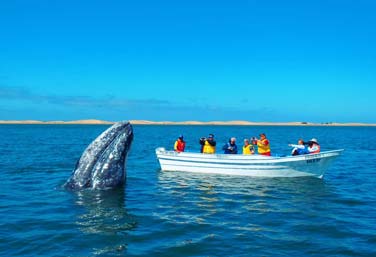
[307,138,320,154]
[199,134,216,154]
[242,139,255,154]
[253,133,271,156]
[174,135,186,152]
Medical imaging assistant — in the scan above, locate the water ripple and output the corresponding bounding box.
[1,125,376,256]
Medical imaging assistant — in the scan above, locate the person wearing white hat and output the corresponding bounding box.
[307,138,320,154]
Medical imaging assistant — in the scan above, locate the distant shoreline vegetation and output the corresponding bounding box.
[0,120,375,126]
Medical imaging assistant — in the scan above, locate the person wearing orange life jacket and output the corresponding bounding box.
[307,138,320,154]
[174,135,186,152]
[252,133,271,156]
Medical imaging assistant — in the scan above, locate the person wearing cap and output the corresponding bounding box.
[174,135,186,152]
[307,138,320,154]
[199,134,216,153]
[253,133,271,156]
[242,138,255,154]
[222,137,238,154]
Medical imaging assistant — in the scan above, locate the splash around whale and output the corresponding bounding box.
[65,121,133,190]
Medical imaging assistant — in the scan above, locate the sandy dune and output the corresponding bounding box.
[0,119,374,126]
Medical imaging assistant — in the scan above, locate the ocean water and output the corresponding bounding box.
[1,124,376,257]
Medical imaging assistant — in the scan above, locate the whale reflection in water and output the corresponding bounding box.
[74,188,137,254]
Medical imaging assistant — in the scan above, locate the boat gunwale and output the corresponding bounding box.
[156,148,344,164]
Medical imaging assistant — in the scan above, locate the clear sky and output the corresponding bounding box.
[0,0,375,123]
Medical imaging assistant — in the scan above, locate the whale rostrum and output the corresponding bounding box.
[65,121,133,190]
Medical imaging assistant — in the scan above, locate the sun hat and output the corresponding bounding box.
[179,135,183,139]
[309,138,318,144]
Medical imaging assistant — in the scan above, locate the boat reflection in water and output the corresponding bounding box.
[156,170,333,231]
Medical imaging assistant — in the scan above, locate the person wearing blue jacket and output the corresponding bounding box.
[222,137,238,154]
[289,139,309,155]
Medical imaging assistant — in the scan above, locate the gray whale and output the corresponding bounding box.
[65,121,133,190]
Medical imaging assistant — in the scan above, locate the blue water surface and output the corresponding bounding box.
[0,124,375,257]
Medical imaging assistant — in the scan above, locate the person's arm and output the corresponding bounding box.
[289,144,305,149]
[174,141,178,151]
[233,145,238,154]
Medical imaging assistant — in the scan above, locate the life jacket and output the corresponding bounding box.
[309,144,320,154]
[174,140,186,152]
[203,140,215,154]
[257,139,271,155]
[243,145,254,154]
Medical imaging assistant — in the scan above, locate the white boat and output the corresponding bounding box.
[155,147,343,178]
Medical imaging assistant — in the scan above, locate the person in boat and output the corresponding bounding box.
[222,137,238,154]
[307,138,320,154]
[174,134,186,152]
[199,134,216,153]
[242,139,255,154]
[289,139,309,155]
[252,133,271,156]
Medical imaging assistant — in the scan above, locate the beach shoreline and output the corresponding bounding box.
[0,119,375,126]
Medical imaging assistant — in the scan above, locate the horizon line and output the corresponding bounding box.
[0,119,375,126]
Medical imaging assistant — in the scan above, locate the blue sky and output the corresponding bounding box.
[0,0,375,122]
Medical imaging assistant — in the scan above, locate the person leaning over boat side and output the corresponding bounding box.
[174,135,186,152]
[252,133,271,156]
[307,138,320,154]
[223,137,238,154]
[242,139,254,154]
[199,134,216,153]
[289,139,309,155]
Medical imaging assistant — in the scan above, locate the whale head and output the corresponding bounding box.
[65,121,133,190]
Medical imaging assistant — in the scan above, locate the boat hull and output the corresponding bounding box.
[155,148,343,178]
